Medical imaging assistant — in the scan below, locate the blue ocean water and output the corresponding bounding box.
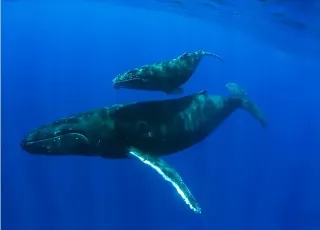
[2,1,320,230]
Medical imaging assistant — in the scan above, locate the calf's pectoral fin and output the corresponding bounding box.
[128,147,201,214]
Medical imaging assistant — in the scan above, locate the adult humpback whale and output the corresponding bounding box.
[112,50,224,95]
[21,83,266,214]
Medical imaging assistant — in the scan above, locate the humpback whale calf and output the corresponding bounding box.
[20,83,266,214]
[112,50,224,95]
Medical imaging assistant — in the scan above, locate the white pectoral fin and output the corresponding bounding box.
[129,148,201,214]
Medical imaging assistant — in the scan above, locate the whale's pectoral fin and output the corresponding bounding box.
[128,148,201,214]
[166,87,184,95]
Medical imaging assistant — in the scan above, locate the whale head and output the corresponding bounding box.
[113,69,148,90]
[20,107,130,158]
[20,116,91,155]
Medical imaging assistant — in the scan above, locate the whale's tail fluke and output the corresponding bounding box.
[226,82,267,128]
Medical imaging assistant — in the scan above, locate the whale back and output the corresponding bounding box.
[112,90,207,123]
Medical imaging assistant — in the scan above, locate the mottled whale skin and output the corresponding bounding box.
[111,84,266,156]
[20,83,266,214]
[112,50,224,95]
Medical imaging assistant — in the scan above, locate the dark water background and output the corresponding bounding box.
[2,1,320,230]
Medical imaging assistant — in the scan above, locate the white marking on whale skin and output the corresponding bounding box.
[129,148,201,214]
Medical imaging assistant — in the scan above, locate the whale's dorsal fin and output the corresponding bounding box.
[128,148,201,214]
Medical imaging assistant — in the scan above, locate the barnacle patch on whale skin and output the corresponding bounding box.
[113,69,141,84]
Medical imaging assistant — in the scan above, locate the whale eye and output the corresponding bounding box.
[135,121,151,137]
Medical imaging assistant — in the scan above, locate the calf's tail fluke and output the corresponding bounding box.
[202,50,224,62]
[226,82,267,128]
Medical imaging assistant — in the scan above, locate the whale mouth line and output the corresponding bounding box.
[113,77,142,84]
[113,77,145,89]
[24,133,88,145]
